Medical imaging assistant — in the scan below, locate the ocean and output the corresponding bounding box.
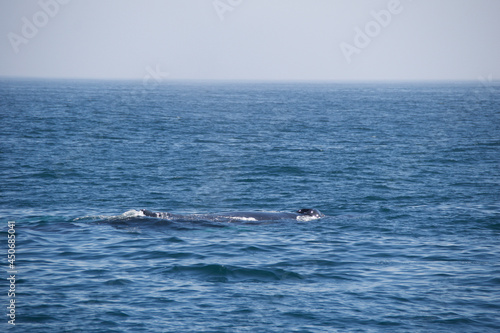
[1,79,499,332]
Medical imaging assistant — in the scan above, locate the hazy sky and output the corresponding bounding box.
[1,0,499,81]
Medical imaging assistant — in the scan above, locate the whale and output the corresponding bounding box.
[140,208,324,222]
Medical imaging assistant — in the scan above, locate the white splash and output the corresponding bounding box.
[73,209,144,222]
[122,209,145,218]
[296,215,321,222]
[229,216,258,222]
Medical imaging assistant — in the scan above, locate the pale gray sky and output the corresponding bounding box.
[1,0,499,81]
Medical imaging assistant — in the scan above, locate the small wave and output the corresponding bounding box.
[164,263,303,283]
[104,278,133,286]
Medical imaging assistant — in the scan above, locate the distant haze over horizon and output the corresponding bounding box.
[1,0,499,82]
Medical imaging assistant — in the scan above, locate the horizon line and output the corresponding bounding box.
[0,75,496,84]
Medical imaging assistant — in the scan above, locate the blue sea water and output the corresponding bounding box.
[1,79,499,332]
